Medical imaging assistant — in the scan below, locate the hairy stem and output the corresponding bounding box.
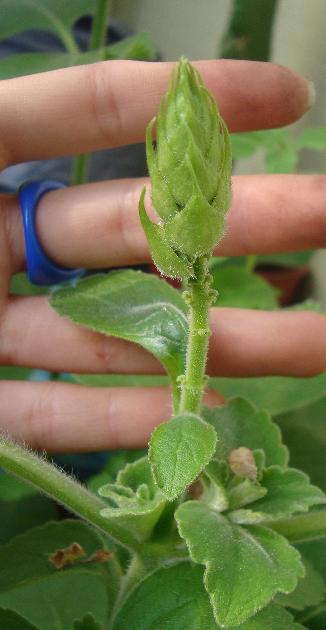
[0,435,141,552]
[179,256,214,415]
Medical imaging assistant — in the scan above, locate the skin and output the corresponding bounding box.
[0,59,325,452]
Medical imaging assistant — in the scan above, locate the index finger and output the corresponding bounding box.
[0,59,312,168]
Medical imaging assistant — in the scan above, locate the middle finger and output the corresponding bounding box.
[5,174,326,273]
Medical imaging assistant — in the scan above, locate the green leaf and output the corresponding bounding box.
[0,0,94,41]
[256,250,314,268]
[251,466,325,520]
[72,613,102,630]
[139,189,194,280]
[212,266,278,309]
[296,127,326,150]
[0,494,58,545]
[210,373,326,415]
[203,398,288,466]
[111,562,216,630]
[0,520,115,630]
[73,373,168,388]
[98,457,167,543]
[0,34,157,80]
[176,501,304,627]
[276,397,326,492]
[88,450,146,492]
[0,366,33,380]
[10,273,49,296]
[276,559,325,611]
[149,415,217,500]
[0,608,39,629]
[265,146,298,173]
[0,473,37,501]
[235,604,306,629]
[50,270,188,382]
[106,32,156,61]
[231,132,261,158]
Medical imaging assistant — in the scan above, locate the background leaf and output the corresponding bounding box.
[0,520,115,629]
[176,501,304,627]
[211,374,326,416]
[212,266,278,309]
[0,494,58,545]
[276,559,325,612]
[50,271,187,382]
[0,608,39,629]
[296,127,326,150]
[149,415,217,500]
[276,397,326,492]
[72,613,103,630]
[203,398,288,466]
[0,0,94,41]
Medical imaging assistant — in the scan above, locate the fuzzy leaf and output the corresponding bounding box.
[50,270,187,382]
[149,415,217,500]
[111,562,216,629]
[99,457,167,542]
[211,373,326,416]
[212,266,278,309]
[176,501,304,627]
[203,398,288,467]
[251,466,325,520]
[139,189,193,279]
[235,604,306,629]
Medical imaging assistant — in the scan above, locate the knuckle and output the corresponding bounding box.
[88,61,124,148]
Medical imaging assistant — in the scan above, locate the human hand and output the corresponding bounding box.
[0,59,325,452]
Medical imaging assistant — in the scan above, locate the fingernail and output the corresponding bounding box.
[306,80,316,110]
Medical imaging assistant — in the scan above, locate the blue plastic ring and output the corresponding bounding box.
[19,180,85,286]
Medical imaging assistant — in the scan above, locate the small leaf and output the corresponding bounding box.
[176,501,304,627]
[99,457,167,543]
[211,373,326,416]
[139,188,194,279]
[111,562,216,630]
[50,270,188,382]
[0,608,39,629]
[212,265,278,309]
[251,466,325,520]
[235,604,306,629]
[203,398,288,467]
[149,415,217,500]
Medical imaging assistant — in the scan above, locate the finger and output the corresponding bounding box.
[1,296,326,377]
[0,382,222,452]
[0,60,311,168]
[5,175,326,273]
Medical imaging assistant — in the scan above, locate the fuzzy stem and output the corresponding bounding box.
[179,256,214,415]
[0,435,141,552]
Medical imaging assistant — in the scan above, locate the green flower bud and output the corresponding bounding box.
[139,57,232,279]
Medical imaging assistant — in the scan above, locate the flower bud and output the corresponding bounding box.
[139,57,232,279]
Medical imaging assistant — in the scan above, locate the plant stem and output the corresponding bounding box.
[89,0,112,54]
[0,435,140,552]
[71,0,111,186]
[245,254,257,273]
[268,509,326,542]
[179,256,214,415]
